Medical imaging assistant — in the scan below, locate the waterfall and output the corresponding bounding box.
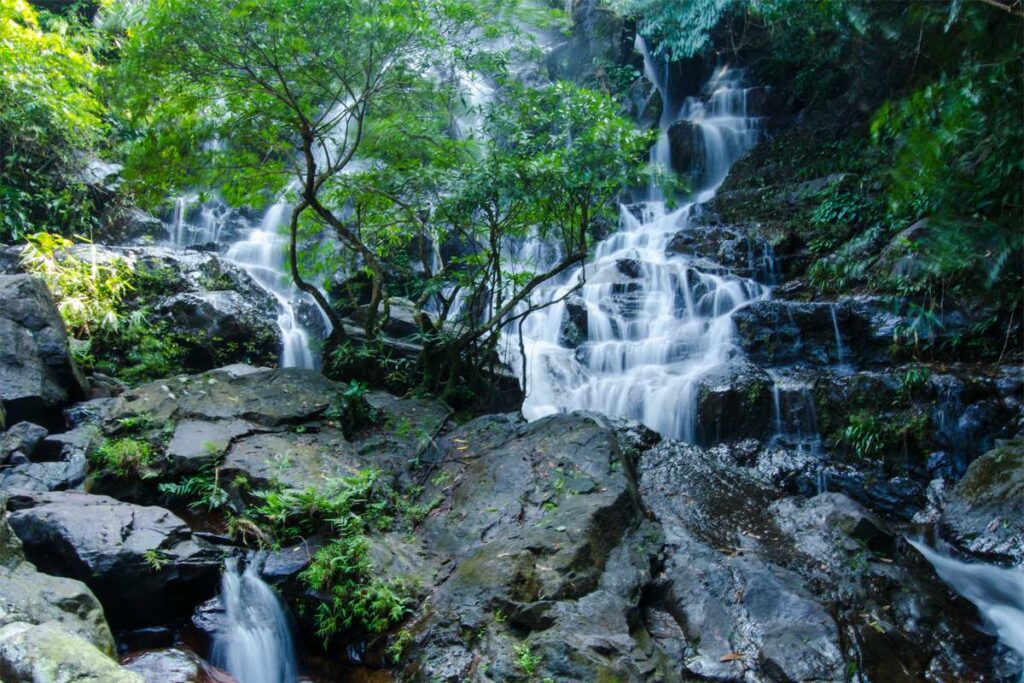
[167,197,324,369]
[223,203,318,370]
[211,555,299,683]
[910,540,1024,678]
[510,45,762,441]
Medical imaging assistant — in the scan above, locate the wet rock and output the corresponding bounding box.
[122,647,234,683]
[157,291,279,369]
[0,275,87,427]
[220,427,360,492]
[401,412,652,682]
[694,358,773,445]
[666,120,704,174]
[0,621,143,683]
[558,296,589,348]
[637,442,846,682]
[165,419,256,475]
[5,491,222,628]
[0,423,48,465]
[940,438,1024,565]
[106,365,362,431]
[666,224,776,280]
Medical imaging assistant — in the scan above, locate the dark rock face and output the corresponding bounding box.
[5,491,222,629]
[0,423,48,465]
[156,291,279,369]
[400,413,656,682]
[694,358,773,444]
[940,438,1024,564]
[0,275,87,427]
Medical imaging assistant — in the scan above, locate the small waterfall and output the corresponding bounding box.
[211,555,299,683]
[167,197,324,369]
[511,49,762,441]
[829,304,848,367]
[910,540,1024,677]
[224,203,319,369]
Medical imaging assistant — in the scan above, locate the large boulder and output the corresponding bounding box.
[0,622,142,683]
[156,291,279,369]
[0,275,87,426]
[0,499,114,655]
[398,413,659,682]
[5,491,222,628]
[105,365,362,431]
[940,438,1024,565]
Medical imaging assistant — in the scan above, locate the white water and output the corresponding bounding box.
[910,540,1024,676]
[511,43,762,440]
[211,555,299,683]
[168,197,322,369]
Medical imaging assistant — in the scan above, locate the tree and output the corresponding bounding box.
[0,0,104,240]
[409,82,653,399]
[116,0,494,340]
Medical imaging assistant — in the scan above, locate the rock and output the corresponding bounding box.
[0,621,143,683]
[400,413,652,682]
[940,438,1024,565]
[558,296,588,348]
[0,423,48,465]
[666,120,704,175]
[0,424,99,493]
[637,441,846,682]
[694,358,773,444]
[5,491,222,628]
[0,561,114,655]
[0,458,88,493]
[0,500,114,655]
[220,427,360,492]
[379,297,430,338]
[165,419,256,475]
[64,397,117,428]
[106,366,361,431]
[0,275,87,427]
[157,291,279,369]
[122,647,234,683]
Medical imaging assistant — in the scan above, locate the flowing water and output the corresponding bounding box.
[167,197,323,369]
[910,540,1024,677]
[211,555,299,683]
[511,43,762,440]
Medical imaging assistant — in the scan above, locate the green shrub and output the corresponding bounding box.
[300,535,410,642]
[91,437,155,477]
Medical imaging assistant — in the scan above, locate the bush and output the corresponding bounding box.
[0,2,105,241]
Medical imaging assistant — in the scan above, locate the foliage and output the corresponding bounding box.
[300,534,410,642]
[21,232,138,336]
[90,436,155,477]
[872,57,1023,293]
[835,409,928,463]
[606,0,733,59]
[158,461,230,511]
[0,0,105,241]
[514,641,542,677]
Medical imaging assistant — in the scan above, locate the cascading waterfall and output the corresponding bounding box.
[167,197,323,369]
[211,555,299,683]
[909,540,1024,678]
[224,201,317,369]
[511,41,762,441]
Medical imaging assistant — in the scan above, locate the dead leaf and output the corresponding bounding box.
[719,652,743,662]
